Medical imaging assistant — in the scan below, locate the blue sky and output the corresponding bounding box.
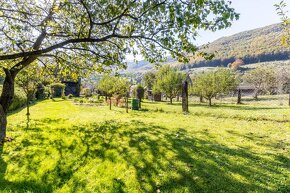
[195,0,282,45]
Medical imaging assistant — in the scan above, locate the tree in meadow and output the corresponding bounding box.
[192,68,238,106]
[0,0,239,142]
[243,67,277,99]
[153,65,185,104]
[16,64,42,118]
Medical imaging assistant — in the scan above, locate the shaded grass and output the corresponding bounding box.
[0,99,289,192]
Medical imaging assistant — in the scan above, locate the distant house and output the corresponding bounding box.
[62,79,81,97]
[234,85,256,96]
[147,90,162,101]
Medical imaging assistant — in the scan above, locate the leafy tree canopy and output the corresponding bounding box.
[191,68,238,106]
[0,0,239,74]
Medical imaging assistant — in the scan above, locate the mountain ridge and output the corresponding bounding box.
[125,23,290,73]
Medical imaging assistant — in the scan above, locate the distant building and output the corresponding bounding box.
[62,79,81,97]
[147,90,162,101]
[234,85,255,96]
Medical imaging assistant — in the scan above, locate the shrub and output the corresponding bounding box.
[35,83,48,100]
[82,88,92,97]
[68,94,74,99]
[50,83,66,98]
[0,86,26,111]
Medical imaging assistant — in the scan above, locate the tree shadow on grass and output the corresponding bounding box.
[0,120,288,192]
[0,144,53,193]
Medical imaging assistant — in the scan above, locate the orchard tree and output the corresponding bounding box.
[143,71,156,90]
[243,67,277,99]
[98,75,116,110]
[16,64,42,122]
[98,75,129,110]
[0,0,239,143]
[154,65,185,104]
[192,68,238,106]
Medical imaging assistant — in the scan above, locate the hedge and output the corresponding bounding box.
[0,86,27,112]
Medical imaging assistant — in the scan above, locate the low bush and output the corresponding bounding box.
[67,94,74,99]
[0,86,27,111]
[82,88,92,97]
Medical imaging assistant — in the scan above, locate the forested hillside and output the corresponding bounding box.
[126,23,290,72]
[186,23,290,69]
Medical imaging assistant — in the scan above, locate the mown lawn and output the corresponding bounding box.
[0,98,289,193]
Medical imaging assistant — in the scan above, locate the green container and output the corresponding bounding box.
[131,98,139,110]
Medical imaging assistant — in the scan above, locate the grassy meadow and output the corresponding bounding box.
[0,96,289,193]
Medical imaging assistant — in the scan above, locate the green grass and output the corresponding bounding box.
[0,97,289,193]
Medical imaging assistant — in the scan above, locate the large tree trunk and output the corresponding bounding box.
[208,98,212,106]
[170,97,173,104]
[0,105,7,144]
[0,69,17,143]
[182,81,188,113]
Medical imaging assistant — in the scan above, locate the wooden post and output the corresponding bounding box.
[126,92,129,113]
[237,89,242,104]
[182,80,189,113]
[288,93,290,106]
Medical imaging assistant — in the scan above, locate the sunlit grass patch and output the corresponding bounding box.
[0,98,289,192]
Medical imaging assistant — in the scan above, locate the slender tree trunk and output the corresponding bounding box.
[170,97,173,104]
[109,97,112,110]
[126,97,128,113]
[139,100,141,109]
[182,81,188,113]
[289,93,290,106]
[237,89,242,104]
[177,95,179,102]
[26,97,30,118]
[0,69,17,143]
[209,98,212,106]
[254,90,259,100]
[199,95,203,103]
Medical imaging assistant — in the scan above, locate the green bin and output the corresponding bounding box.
[131,98,139,110]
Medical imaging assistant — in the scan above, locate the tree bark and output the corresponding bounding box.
[126,97,128,113]
[237,89,242,104]
[109,97,112,110]
[0,105,7,144]
[182,81,188,113]
[138,98,141,109]
[254,90,259,100]
[209,98,212,106]
[26,96,30,123]
[0,69,17,143]
[199,95,203,103]
[170,97,173,104]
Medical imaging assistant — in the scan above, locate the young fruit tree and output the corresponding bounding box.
[243,67,277,99]
[191,68,238,106]
[16,64,42,122]
[0,0,239,143]
[153,65,185,104]
[98,75,129,110]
